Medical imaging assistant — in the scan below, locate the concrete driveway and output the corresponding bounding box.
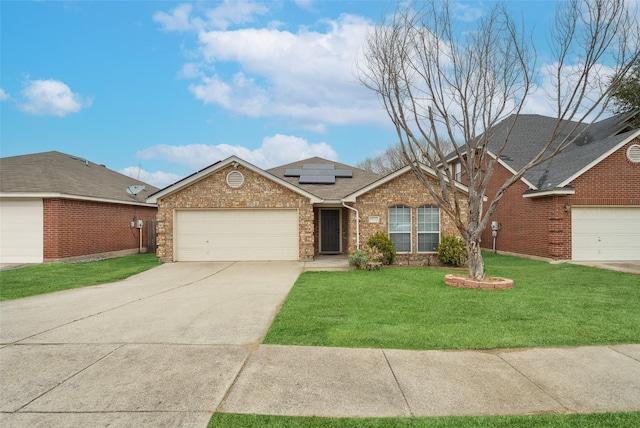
[0,261,303,427]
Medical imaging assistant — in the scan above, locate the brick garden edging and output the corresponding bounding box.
[445,274,514,290]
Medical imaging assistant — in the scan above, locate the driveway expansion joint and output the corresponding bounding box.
[382,349,415,417]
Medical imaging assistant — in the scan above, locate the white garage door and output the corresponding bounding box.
[572,207,640,261]
[175,209,299,261]
[0,199,44,264]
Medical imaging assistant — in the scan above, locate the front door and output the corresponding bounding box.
[320,209,341,253]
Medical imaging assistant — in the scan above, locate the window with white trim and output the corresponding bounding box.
[450,162,462,181]
[388,205,412,253]
[417,205,440,252]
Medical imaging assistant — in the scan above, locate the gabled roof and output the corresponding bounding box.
[0,151,159,206]
[146,156,324,204]
[343,162,472,203]
[267,157,381,201]
[451,112,640,193]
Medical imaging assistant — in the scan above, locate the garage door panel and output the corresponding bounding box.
[175,209,298,261]
[572,207,640,261]
[0,199,44,264]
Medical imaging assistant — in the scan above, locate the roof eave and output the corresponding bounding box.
[343,163,471,202]
[522,187,576,199]
[0,192,157,207]
[558,129,640,187]
[146,156,322,204]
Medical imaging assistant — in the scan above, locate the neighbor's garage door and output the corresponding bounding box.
[0,199,44,264]
[175,209,299,261]
[572,207,640,261]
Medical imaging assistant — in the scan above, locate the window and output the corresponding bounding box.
[388,205,412,253]
[418,206,440,252]
[453,162,462,181]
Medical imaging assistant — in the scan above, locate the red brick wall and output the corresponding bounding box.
[481,138,640,259]
[43,198,157,260]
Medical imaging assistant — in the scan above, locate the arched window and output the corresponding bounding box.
[418,205,440,252]
[388,205,411,253]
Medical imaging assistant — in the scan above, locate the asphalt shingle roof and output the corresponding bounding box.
[473,113,639,190]
[267,157,381,200]
[0,151,159,204]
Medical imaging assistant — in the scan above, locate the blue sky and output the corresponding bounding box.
[1,1,632,188]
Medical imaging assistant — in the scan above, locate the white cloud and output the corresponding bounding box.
[205,0,269,30]
[154,1,269,32]
[523,62,615,121]
[120,166,184,189]
[154,4,198,32]
[155,2,388,132]
[136,134,338,171]
[0,88,10,101]
[18,79,92,117]
[293,0,315,11]
[451,1,483,22]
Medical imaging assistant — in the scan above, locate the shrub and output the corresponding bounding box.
[348,249,369,270]
[366,232,396,265]
[437,235,468,267]
[366,245,384,265]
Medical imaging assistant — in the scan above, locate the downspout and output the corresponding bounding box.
[341,201,360,250]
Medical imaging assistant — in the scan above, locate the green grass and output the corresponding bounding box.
[264,252,640,350]
[209,411,640,427]
[0,254,161,301]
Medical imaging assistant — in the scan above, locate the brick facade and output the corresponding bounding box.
[350,170,466,266]
[155,162,469,265]
[481,138,640,259]
[43,198,157,261]
[155,164,314,262]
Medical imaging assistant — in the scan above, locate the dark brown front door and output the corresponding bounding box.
[320,209,340,253]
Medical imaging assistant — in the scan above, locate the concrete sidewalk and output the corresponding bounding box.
[1,261,639,427]
[220,344,640,418]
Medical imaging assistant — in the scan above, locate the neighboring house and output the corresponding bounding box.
[147,156,469,264]
[0,151,159,264]
[449,112,640,261]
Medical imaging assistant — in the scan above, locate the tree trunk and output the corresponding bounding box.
[467,239,485,280]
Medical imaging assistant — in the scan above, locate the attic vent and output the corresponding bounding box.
[226,170,244,188]
[627,144,640,163]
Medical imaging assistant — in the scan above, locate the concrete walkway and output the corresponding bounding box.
[1,262,639,427]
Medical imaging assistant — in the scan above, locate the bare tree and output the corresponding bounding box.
[358,0,639,279]
[358,140,456,175]
[357,144,411,175]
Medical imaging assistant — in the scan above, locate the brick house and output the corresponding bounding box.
[147,156,469,264]
[448,112,640,261]
[0,151,158,264]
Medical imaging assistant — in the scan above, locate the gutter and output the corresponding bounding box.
[341,201,360,250]
[0,192,157,207]
[522,187,576,198]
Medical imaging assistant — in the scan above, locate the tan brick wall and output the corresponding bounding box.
[156,165,314,262]
[350,170,466,266]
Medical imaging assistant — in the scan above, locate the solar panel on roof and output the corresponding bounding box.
[299,175,336,184]
[285,164,352,184]
[333,169,353,178]
[284,169,306,176]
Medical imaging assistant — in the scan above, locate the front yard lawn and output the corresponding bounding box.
[209,411,640,427]
[264,252,640,350]
[0,254,161,301]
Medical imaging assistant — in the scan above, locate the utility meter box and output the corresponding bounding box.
[136,219,144,229]
[491,221,500,231]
